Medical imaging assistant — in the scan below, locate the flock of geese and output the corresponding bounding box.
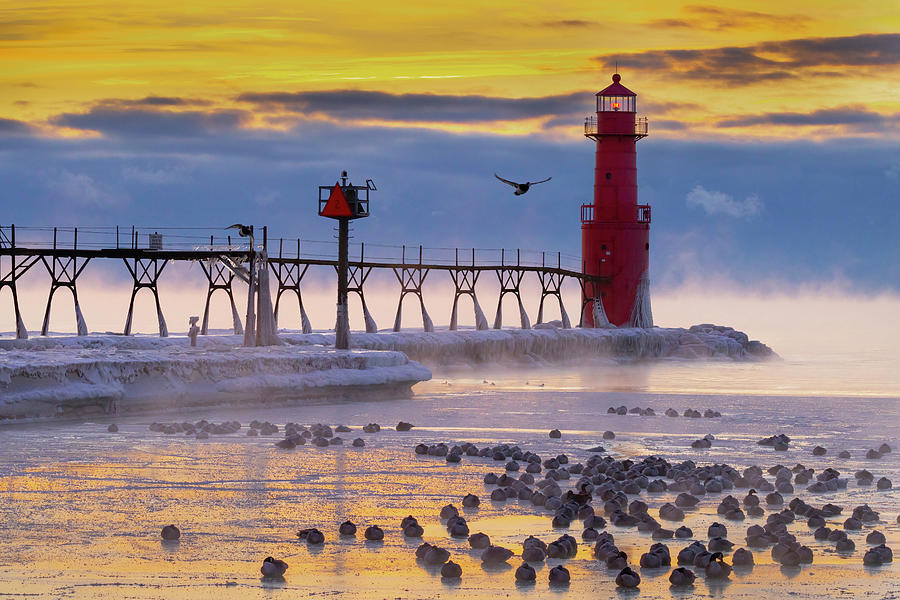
[142,416,895,589]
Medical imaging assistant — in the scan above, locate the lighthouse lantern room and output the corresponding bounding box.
[581,73,652,328]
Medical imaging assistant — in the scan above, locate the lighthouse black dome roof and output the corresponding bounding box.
[597,73,636,97]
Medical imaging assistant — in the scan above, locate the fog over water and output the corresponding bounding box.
[6,269,898,397]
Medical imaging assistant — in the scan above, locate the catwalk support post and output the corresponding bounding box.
[0,224,37,339]
[335,217,350,349]
[271,238,312,334]
[243,226,256,347]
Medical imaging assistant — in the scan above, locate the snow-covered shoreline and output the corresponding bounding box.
[0,324,773,421]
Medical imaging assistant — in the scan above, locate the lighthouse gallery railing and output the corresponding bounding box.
[583,116,649,139]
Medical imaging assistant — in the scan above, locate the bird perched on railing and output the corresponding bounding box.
[494,173,552,196]
[227,223,253,237]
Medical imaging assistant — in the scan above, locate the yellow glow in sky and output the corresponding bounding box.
[1,1,898,140]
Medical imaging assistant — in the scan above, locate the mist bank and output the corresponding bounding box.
[5,265,896,365]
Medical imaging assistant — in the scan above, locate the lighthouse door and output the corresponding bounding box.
[599,242,613,277]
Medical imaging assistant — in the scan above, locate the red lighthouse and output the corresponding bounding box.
[581,73,653,328]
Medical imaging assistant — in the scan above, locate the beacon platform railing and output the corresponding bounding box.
[583,116,649,139]
[581,204,593,223]
[638,205,651,224]
[580,204,651,224]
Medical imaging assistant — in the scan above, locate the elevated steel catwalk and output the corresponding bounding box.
[0,224,609,339]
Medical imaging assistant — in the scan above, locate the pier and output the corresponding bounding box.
[0,224,607,340]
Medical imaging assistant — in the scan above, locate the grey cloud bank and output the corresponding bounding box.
[236,90,589,123]
[595,33,900,84]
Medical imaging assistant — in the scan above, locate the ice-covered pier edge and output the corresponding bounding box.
[290,323,776,366]
[0,324,773,421]
[0,340,431,421]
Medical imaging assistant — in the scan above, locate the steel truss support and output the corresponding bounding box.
[536,269,571,329]
[333,243,377,333]
[0,226,37,339]
[122,257,169,337]
[199,258,243,336]
[449,268,489,331]
[40,254,91,336]
[448,250,489,331]
[270,239,312,334]
[391,245,433,332]
[493,250,530,330]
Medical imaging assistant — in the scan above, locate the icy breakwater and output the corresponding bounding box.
[0,324,773,420]
[0,337,431,420]
[287,323,776,366]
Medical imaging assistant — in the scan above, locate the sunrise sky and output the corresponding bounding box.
[1,1,899,298]
[5,1,898,139]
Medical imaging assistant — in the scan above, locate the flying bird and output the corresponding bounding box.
[494,173,552,196]
[226,224,253,237]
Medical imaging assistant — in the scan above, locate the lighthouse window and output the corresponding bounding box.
[598,95,635,113]
[605,172,612,180]
[601,244,607,250]
[645,243,649,250]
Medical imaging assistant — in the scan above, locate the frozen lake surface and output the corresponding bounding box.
[0,362,897,599]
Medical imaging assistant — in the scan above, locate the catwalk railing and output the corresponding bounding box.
[0,224,607,339]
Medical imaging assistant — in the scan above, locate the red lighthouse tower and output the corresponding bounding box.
[581,73,653,328]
